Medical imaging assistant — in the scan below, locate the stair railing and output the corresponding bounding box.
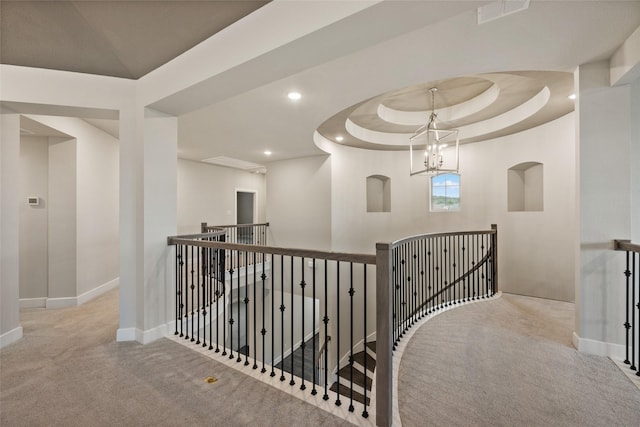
[168,233,376,417]
[375,224,498,427]
[614,239,640,377]
[169,224,498,427]
[201,222,269,246]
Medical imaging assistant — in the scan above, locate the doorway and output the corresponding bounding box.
[236,190,256,244]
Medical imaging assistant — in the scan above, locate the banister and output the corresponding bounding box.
[389,227,497,248]
[168,236,377,265]
[202,222,270,230]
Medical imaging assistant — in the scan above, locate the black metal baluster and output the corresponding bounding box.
[362,264,369,418]
[323,259,329,401]
[632,252,637,371]
[260,252,267,373]
[437,237,442,309]
[227,250,235,359]
[446,236,451,306]
[312,258,318,395]
[400,243,407,338]
[290,257,295,386]
[177,246,182,337]
[635,251,640,376]
[202,247,208,348]
[254,252,259,370]
[242,251,249,365]
[412,241,417,324]
[190,245,195,341]
[280,255,286,382]
[335,261,342,407]
[208,245,214,350]
[625,251,632,365]
[348,262,354,412]
[426,239,432,314]
[238,250,245,363]
[300,257,307,391]
[270,253,275,377]
[196,245,201,345]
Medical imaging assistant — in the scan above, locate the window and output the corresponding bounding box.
[431,173,460,211]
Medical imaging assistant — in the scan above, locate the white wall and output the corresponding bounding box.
[266,156,332,251]
[177,159,266,235]
[76,123,119,296]
[19,136,49,300]
[48,137,77,299]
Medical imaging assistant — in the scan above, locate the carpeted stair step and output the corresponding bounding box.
[329,381,371,406]
[336,364,372,395]
[366,341,376,359]
[352,350,376,373]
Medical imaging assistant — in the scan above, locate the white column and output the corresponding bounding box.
[575,61,632,358]
[117,107,177,343]
[0,114,23,348]
[141,109,178,340]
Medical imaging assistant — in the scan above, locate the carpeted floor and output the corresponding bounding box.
[3,290,639,426]
[0,289,350,427]
[397,293,640,426]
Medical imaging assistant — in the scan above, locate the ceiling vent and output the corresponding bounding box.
[202,156,266,173]
[477,0,530,25]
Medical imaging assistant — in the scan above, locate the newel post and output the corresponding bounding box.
[491,224,498,294]
[201,222,208,233]
[376,242,393,427]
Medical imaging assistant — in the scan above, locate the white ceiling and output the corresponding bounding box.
[3,1,640,169]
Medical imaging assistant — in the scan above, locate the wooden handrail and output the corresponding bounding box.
[202,222,270,231]
[614,239,640,253]
[167,236,377,265]
[390,227,497,249]
[406,250,493,319]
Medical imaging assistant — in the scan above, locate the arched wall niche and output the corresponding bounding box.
[508,161,543,212]
[366,174,391,213]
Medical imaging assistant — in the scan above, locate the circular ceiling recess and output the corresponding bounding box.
[316,71,574,151]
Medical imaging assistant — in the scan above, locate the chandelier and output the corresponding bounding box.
[409,87,459,175]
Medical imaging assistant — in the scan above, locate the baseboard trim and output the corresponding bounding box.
[137,324,167,344]
[28,278,120,310]
[0,326,23,349]
[19,297,47,309]
[116,324,168,344]
[78,278,119,305]
[46,297,77,309]
[573,332,626,359]
[116,327,136,342]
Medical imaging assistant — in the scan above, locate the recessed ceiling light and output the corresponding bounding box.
[287,91,302,101]
[568,93,576,100]
[335,135,344,142]
[264,150,272,156]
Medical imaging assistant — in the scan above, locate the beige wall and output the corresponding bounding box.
[19,136,49,300]
[177,159,266,235]
[270,114,577,302]
[266,155,332,251]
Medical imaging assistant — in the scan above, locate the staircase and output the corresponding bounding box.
[330,341,376,406]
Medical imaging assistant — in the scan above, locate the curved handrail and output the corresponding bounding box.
[390,226,497,249]
[407,250,492,319]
